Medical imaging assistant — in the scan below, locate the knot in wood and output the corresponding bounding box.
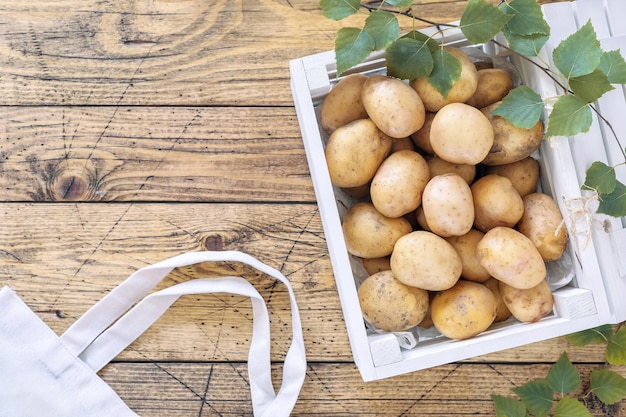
[204,235,224,251]
[48,162,99,201]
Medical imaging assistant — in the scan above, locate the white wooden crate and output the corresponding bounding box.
[289,0,626,381]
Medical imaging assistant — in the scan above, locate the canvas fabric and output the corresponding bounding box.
[0,251,306,417]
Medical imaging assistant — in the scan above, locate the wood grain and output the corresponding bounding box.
[0,202,612,364]
[0,0,533,106]
[102,362,626,416]
[1,0,623,416]
[0,106,313,202]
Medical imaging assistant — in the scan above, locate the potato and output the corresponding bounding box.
[391,230,462,291]
[486,156,540,197]
[481,101,544,166]
[341,182,371,200]
[410,47,478,112]
[466,68,514,109]
[418,292,436,328]
[517,192,568,261]
[430,103,494,165]
[362,257,391,275]
[471,174,524,232]
[391,137,415,153]
[403,209,420,230]
[499,279,554,323]
[370,150,430,218]
[474,61,493,71]
[409,111,436,154]
[362,75,426,138]
[342,202,412,258]
[320,73,369,134]
[431,280,497,340]
[358,270,429,332]
[415,205,431,231]
[325,119,392,188]
[477,226,547,290]
[427,155,476,184]
[445,229,491,283]
[422,173,474,237]
[482,277,512,323]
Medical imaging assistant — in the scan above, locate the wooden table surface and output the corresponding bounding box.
[1,0,624,415]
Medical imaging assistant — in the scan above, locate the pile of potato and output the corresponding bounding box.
[321,46,568,341]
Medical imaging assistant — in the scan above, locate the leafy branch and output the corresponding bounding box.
[492,324,626,417]
[320,0,626,218]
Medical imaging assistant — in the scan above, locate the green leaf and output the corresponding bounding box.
[364,10,400,51]
[553,20,602,79]
[426,48,462,99]
[599,50,626,84]
[565,324,614,346]
[499,0,550,36]
[386,37,434,80]
[513,380,553,417]
[502,26,549,57]
[460,0,512,44]
[320,0,360,20]
[491,395,527,417]
[607,327,626,365]
[335,27,376,76]
[547,352,581,395]
[383,0,413,8]
[402,30,439,53]
[490,85,544,129]
[569,69,614,103]
[545,95,592,137]
[582,162,616,194]
[597,180,626,218]
[553,397,592,417]
[591,369,626,404]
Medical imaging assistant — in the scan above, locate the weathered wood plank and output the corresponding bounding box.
[0,0,531,107]
[0,106,313,202]
[101,361,626,416]
[0,202,612,365]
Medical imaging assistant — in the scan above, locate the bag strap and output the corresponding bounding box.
[60,251,306,417]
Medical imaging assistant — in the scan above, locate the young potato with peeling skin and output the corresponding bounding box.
[324,119,392,188]
[342,202,413,259]
[477,226,547,290]
[486,156,540,197]
[481,101,544,166]
[358,270,430,332]
[320,73,369,134]
[370,150,430,218]
[517,192,568,261]
[391,230,462,291]
[427,155,476,185]
[362,75,426,139]
[410,47,478,112]
[466,68,514,109]
[431,280,498,340]
[471,174,524,232]
[445,229,491,283]
[499,279,554,323]
[482,277,512,323]
[430,102,494,165]
[422,173,475,237]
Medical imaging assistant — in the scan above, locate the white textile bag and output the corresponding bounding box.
[0,251,307,417]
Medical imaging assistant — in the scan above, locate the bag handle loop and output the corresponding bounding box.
[60,251,306,417]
